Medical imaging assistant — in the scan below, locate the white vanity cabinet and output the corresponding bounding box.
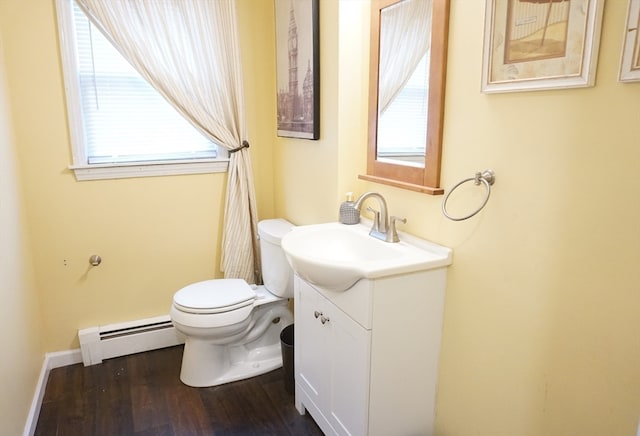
[293,268,448,436]
[295,277,371,435]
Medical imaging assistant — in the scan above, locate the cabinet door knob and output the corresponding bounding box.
[314,311,322,319]
[320,315,330,324]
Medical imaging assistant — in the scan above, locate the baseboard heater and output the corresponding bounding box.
[78,315,185,366]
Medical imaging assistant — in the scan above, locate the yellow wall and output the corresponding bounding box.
[0,36,44,436]
[0,0,275,351]
[275,1,640,435]
[274,0,340,224]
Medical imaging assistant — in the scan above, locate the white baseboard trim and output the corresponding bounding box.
[48,349,83,369]
[23,349,82,436]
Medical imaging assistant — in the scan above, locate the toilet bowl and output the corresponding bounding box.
[170,219,295,387]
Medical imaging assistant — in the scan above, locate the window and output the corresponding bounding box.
[56,0,228,180]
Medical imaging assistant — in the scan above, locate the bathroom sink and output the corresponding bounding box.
[281,222,452,292]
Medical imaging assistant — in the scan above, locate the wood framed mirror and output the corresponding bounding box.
[359,0,450,195]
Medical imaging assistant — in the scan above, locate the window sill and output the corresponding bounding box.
[70,159,229,181]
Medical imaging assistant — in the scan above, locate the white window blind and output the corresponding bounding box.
[377,52,429,158]
[70,1,217,165]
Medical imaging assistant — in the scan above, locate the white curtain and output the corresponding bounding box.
[76,0,260,284]
[378,0,432,114]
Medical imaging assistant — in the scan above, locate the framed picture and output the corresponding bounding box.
[620,0,640,82]
[481,0,604,93]
[274,0,319,139]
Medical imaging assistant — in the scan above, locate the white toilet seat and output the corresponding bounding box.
[173,278,256,315]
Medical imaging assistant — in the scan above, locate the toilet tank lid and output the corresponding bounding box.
[173,279,256,310]
[258,219,295,245]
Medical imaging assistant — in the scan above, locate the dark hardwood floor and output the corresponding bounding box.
[35,345,323,435]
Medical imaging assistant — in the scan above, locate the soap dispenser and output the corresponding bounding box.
[339,192,360,225]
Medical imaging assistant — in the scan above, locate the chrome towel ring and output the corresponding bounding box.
[442,169,496,221]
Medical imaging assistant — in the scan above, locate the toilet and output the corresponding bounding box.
[170,219,295,387]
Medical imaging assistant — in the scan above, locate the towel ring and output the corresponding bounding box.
[442,170,495,221]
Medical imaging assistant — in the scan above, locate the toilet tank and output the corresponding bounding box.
[258,219,295,298]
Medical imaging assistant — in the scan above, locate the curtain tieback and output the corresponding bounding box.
[229,140,250,154]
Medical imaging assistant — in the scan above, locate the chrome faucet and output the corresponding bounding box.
[353,192,406,243]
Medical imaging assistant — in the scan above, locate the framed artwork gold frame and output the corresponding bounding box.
[620,0,640,82]
[482,0,604,93]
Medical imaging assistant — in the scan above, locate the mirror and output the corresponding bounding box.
[360,0,449,195]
